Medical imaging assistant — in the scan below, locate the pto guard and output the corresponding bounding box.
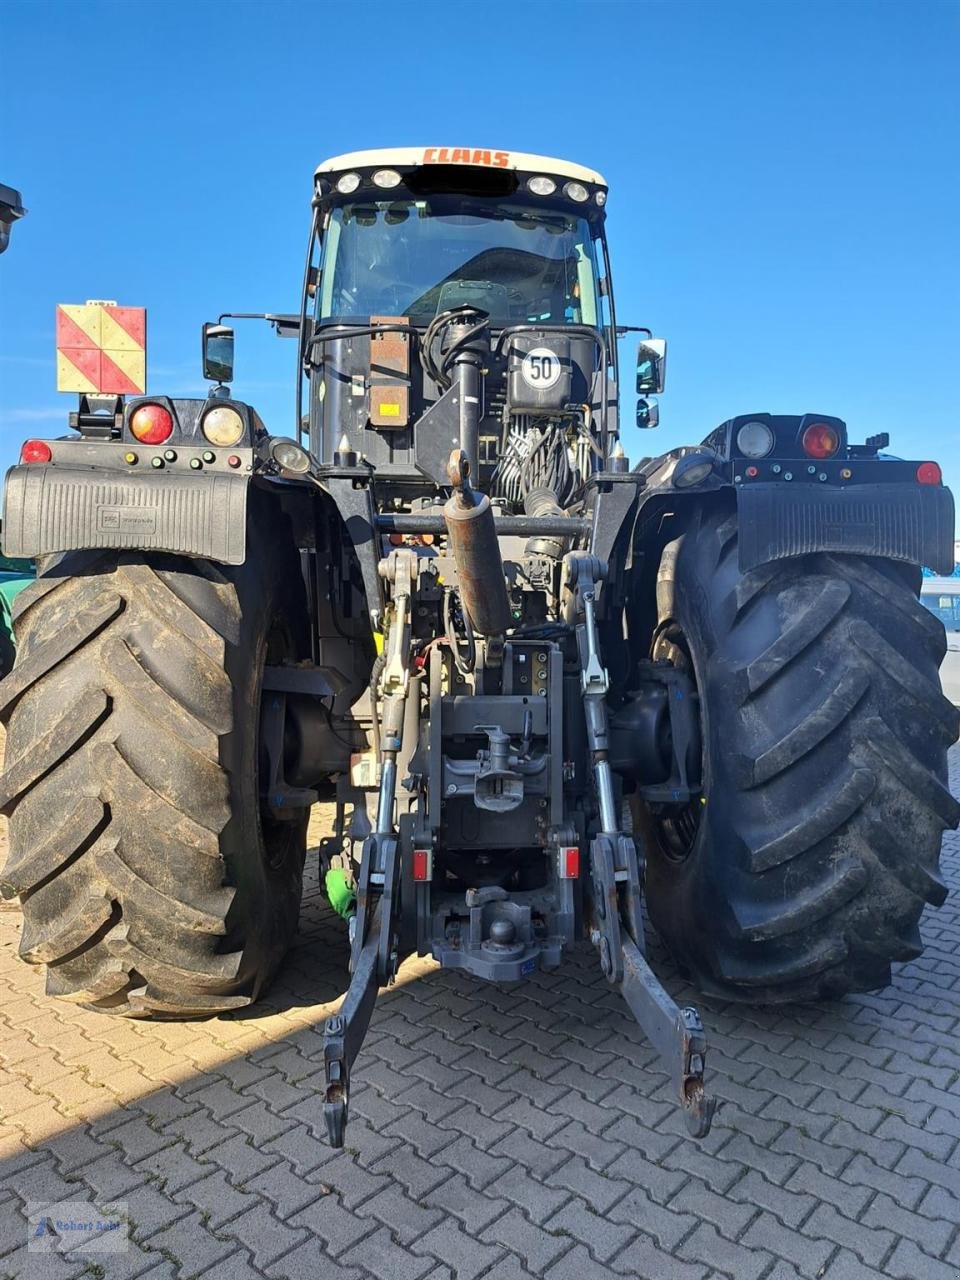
[2,463,248,565]
[737,481,956,576]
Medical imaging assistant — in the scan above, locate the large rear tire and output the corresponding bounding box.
[0,499,309,1016]
[644,505,960,1003]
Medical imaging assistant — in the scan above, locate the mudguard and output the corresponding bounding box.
[2,463,248,565]
[737,481,955,576]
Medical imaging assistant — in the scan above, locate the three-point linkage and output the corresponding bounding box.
[321,548,415,1147]
[566,551,714,1138]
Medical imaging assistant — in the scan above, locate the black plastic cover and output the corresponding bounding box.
[2,464,248,565]
[737,482,955,575]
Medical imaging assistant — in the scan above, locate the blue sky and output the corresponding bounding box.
[1,0,957,515]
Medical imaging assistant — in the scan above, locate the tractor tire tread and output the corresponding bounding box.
[646,506,959,1003]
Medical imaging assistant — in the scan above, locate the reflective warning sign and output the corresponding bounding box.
[56,302,146,394]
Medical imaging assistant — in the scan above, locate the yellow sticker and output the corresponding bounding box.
[379,403,401,417]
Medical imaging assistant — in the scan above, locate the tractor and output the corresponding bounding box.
[2,148,957,1146]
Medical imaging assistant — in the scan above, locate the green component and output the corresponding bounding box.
[0,566,35,678]
[324,867,356,919]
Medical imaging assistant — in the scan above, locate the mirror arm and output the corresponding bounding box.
[217,312,302,337]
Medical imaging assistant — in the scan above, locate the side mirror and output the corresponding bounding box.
[202,323,234,384]
[636,337,667,395]
[0,183,26,255]
[636,398,660,430]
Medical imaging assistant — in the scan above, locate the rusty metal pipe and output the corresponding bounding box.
[442,450,512,637]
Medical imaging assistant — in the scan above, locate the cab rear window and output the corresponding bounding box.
[921,592,960,629]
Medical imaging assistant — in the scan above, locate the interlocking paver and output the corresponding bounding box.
[544,1242,630,1280]
[173,1168,259,1229]
[144,1208,236,1275]
[802,1202,895,1268]
[678,1221,773,1280]
[422,1171,512,1234]
[605,1185,696,1251]
[480,1207,569,1273]
[486,1165,571,1224]
[217,1200,308,1269]
[885,1238,960,1280]
[1,747,958,1280]
[610,1231,709,1280]
[265,1237,368,1280]
[358,1180,445,1245]
[290,1188,371,1254]
[342,1223,437,1280]
[740,1210,834,1278]
[544,1155,631,1215]
[543,1195,636,1261]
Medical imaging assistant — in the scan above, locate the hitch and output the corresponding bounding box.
[567,551,714,1138]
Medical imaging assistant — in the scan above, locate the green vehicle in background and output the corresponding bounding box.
[0,536,34,677]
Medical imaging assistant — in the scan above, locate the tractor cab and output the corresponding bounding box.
[301,148,623,498]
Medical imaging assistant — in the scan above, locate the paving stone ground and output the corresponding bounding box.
[1,749,958,1280]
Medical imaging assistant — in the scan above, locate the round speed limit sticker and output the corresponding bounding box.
[520,348,562,391]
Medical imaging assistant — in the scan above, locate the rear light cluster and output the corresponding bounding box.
[127,402,245,448]
[801,423,840,459]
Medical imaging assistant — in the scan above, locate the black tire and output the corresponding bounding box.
[644,505,960,1003]
[0,499,309,1016]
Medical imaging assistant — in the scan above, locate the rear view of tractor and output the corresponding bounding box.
[2,148,957,1146]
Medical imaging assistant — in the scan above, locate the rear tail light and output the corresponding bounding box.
[129,403,174,444]
[916,462,942,485]
[801,423,840,459]
[20,439,52,464]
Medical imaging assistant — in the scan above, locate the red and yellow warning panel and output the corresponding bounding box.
[56,301,146,395]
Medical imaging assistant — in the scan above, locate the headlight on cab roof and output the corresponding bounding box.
[201,405,245,447]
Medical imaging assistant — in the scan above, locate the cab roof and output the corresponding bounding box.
[315,147,606,188]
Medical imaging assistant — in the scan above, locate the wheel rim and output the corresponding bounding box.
[258,615,307,872]
[650,621,704,863]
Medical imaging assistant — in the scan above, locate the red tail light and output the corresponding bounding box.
[801,424,840,459]
[129,403,174,445]
[916,462,942,485]
[20,439,52,464]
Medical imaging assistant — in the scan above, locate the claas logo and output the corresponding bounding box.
[422,148,510,168]
[56,301,146,395]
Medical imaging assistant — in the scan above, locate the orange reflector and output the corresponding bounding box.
[916,462,942,485]
[412,849,432,881]
[560,847,580,878]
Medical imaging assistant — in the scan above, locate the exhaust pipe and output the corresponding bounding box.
[442,449,511,637]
